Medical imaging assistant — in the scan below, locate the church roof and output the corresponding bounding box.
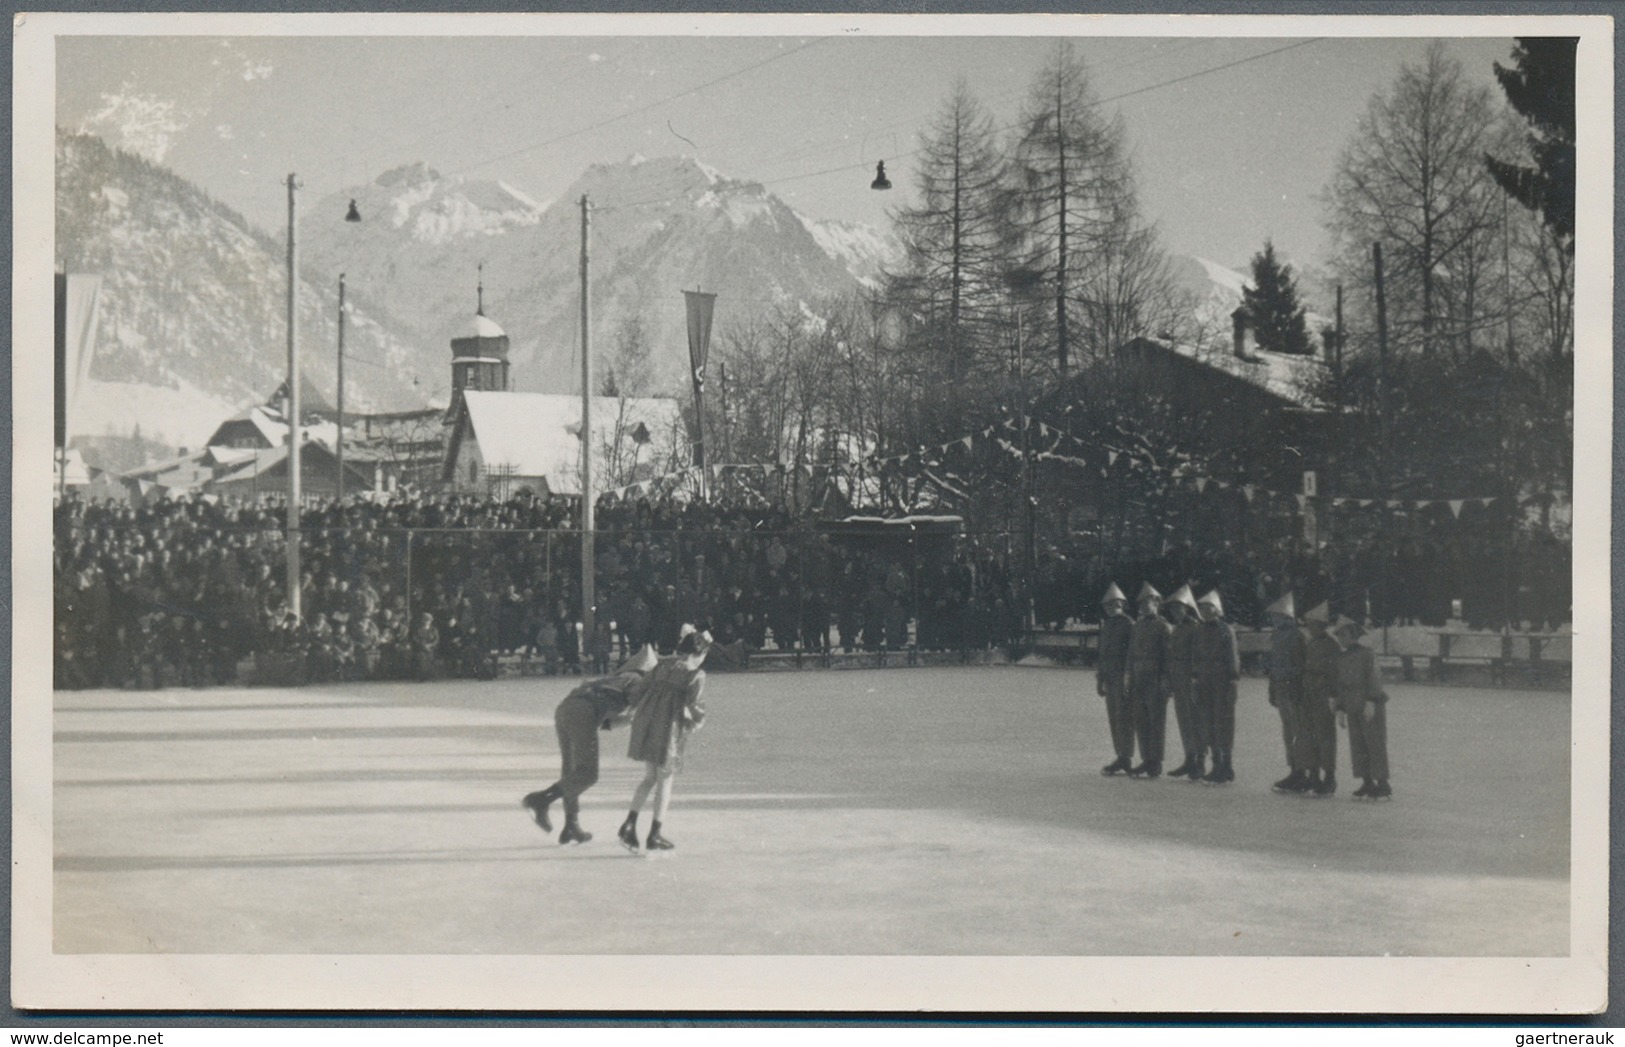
[451,391,684,495]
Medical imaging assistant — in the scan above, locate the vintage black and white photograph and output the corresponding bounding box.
[13,11,1611,1013]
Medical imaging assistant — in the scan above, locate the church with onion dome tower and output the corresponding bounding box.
[438,268,686,499]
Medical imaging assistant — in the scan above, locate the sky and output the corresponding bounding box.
[54,25,1520,277]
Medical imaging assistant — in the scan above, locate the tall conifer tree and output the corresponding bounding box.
[1242,240,1311,355]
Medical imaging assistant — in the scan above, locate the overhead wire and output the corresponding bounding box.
[761,38,1327,193]
[448,38,830,179]
[746,36,1210,175]
[570,37,1327,219]
[362,41,648,181]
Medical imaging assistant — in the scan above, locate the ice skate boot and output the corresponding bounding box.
[1272,770,1308,794]
[521,789,557,833]
[558,820,593,845]
[645,821,675,851]
[1100,758,1131,777]
[1312,773,1336,797]
[617,814,641,853]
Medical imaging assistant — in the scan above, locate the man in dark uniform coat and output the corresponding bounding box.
[1301,602,1340,796]
[1194,589,1241,784]
[1333,617,1391,800]
[1126,584,1173,778]
[1096,583,1134,776]
[1165,584,1203,779]
[1266,593,1311,794]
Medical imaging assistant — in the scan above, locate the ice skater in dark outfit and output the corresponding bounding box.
[1096,583,1135,776]
[1265,593,1311,795]
[1164,584,1203,779]
[1300,602,1340,796]
[521,645,658,844]
[618,625,711,853]
[1194,589,1240,784]
[1126,583,1173,779]
[1332,616,1392,801]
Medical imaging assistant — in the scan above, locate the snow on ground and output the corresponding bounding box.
[53,668,1568,960]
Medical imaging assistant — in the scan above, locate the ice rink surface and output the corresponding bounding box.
[52,666,1570,956]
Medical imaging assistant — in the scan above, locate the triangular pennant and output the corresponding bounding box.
[1332,497,1346,507]
[1386,500,1403,509]
[1414,500,1432,510]
[1358,499,1373,509]
[1194,477,1208,494]
[1107,451,1118,466]
[1294,493,1307,509]
[960,436,973,450]
[1449,499,1465,518]
[1242,485,1256,503]
[1478,497,1495,508]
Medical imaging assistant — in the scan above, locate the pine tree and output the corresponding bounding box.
[888,80,1008,386]
[1487,37,1576,247]
[1007,43,1165,375]
[1241,240,1311,355]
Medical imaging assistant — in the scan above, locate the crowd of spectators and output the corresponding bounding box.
[52,487,1571,692]
[52,490,1027,691]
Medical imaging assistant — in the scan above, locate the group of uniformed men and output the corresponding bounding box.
[1095,582,1393,800]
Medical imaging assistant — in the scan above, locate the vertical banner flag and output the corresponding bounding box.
[684,290,716,471]
[56,273,103,452]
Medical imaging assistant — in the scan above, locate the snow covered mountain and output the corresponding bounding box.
[55,130,430,459]
[54,134,901,465]
[301,154,900,396]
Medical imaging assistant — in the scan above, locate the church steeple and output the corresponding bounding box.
[446,264,511,421]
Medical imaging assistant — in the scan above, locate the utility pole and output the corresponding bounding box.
[719,360,733,464]
[285,172,302,619]
[1017,308,1035,632]
[1372,243,1390,484]
[579,194,596,665]
[336,272,346,503]
[1373,242,1390,632]
[1333,284,1344,494]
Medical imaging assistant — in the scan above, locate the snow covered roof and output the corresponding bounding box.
[456,391,684,496]
[468,313,506,340]
[207,405,341,452]
[1138,338,1329,410]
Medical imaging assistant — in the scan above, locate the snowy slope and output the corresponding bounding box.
[55,130,433,460]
